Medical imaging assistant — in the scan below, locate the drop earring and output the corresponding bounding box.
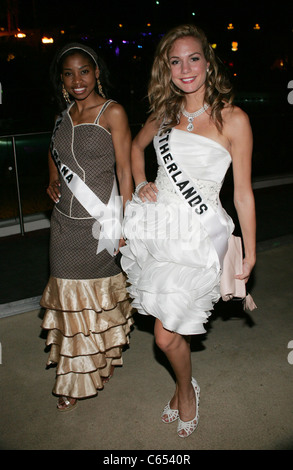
[97,79,106,98]
[62,83,71,104]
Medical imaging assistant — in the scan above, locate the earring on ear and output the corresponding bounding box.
[62,83,71,104]
[97,79,106,98]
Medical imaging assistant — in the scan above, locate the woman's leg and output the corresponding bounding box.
[154,319,196,424]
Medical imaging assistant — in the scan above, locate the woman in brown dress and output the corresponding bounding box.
[40,43,134,411]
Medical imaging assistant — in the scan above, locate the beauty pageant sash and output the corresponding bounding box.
[50,116,122,256]
[155,128,228,267]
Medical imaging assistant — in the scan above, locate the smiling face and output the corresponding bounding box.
[61,52,99,101]
[168,36,209,98]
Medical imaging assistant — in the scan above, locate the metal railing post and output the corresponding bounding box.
[11,136,25,236]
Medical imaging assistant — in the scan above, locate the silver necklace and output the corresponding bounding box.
[181,103,210,132]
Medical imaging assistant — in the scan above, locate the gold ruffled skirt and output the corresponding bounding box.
[40,272,134,399]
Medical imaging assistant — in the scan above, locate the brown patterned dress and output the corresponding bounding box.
[40,101,133,399]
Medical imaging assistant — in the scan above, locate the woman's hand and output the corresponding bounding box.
[138,182,158,202]
[118,237,126,250]
[47,179,61,203]
[235,258,254,284]
[113,237,126,255]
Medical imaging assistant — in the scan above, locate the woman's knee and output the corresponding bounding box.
[154,320,178,353]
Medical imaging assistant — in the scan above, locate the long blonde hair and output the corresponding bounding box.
[148,24,233,132]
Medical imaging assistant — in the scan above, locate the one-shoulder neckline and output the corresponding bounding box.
[171,128,232,159]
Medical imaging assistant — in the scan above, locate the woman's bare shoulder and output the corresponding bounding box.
[104,100,126,117]
[222,103,250,128]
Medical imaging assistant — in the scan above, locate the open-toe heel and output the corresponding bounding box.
[177,377,200,438]
[161,401,179,423]
[57,396,78,412]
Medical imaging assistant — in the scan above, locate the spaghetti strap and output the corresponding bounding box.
[95,99,116,124]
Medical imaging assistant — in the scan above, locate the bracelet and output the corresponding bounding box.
[135,181,148,195]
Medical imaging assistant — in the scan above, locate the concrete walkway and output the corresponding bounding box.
[0,239,293,451]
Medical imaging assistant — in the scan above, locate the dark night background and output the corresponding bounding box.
[0,0,293,133]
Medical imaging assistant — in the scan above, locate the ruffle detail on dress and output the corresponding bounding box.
[121,197,222,336]
[40,272,134,398]
[40,272,129,313]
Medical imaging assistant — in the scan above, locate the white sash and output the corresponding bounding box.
[155,128,228,267]
[51,116,122,256]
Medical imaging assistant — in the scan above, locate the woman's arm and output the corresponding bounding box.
[46,149,61,203]
[106,103,133,209]
[131,115,159,202]
[227,107,256,282]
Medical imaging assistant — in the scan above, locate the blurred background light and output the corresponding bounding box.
[231,41,238,51]
[42,37,54,44]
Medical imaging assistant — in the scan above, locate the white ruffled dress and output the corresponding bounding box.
[121,129,234,335]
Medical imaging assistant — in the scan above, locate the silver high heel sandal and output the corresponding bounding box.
[161,401,179,423]
[177,377,200,438]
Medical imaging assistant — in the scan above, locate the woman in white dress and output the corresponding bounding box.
[121,24,256,438]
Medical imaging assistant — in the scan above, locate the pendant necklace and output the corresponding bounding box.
[181,103,210,132]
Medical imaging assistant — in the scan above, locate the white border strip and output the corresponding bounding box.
[252,175,293,189]
[0,213,50,237]
[0,296,41,318]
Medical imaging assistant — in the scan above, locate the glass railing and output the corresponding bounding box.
[0,125,146,237]
[0,132,54,236]
[1,106,293,238]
